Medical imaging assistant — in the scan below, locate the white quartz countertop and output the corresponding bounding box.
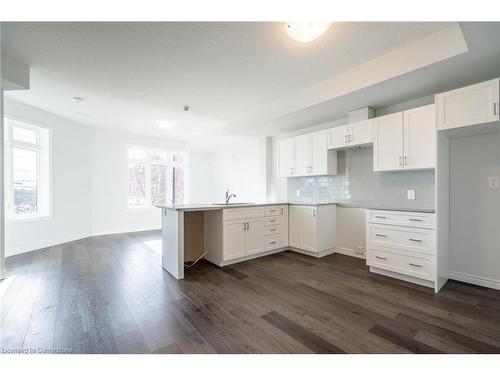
[156,202,337,211]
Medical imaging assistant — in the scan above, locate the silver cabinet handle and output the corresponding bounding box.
[409,263,422,268]
[375,233,387,238]
[247,222,250,230]
[349,134,353,143]
[494,102,499,115]
[269,241,277,245]
[409,238,422,243]
[375,215,387,219]
[269,229,276,232]
[243,223,246,231]
[408,218,422,222]
[404,156,408,166]
[313,209,317,217]
[375,256,387,260]
[344,134,348,144]
[280,207,284,215]
[399,156,403,166]
[269,219,276,223]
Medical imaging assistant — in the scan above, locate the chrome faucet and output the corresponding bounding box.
[225,189,236,204]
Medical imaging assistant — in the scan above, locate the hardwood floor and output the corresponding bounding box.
[1,230,500,354]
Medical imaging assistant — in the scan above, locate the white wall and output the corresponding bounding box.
[449,131,500,287]
[90,128,184,235]
[189,136,268,204]
[4,99,93,256]
[4,99,186,255]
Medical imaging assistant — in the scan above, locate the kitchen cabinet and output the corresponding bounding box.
[288,204,336,255]
[222,219,247,260]
[373,105,436,171]
[328,119,373,150]
[245,217,266,256]
[366,210,436,286]
[278,131,336,178]
[436,78,499,131]
[373,112,404,171]
[277,138,295,177]
[279,205,289,248]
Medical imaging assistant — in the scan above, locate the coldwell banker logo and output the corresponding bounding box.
[2,347,73,354]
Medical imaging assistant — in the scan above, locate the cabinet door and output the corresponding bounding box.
[373,112,404,171]
[300,207,317,252]
[437,78,499,131]
[279,205,289,248]
[245,217,266,255]
[349,119,373,147]
[295,134,311,176]
[277,138,295,177]
[327,125,349,149]
[310,130,328,175]
[223,220,246,261]
[288,206,301,248]
[403,105,436,169]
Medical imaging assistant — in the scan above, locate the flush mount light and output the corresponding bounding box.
[73,96,84,102]
[156,120,175,130]
[284,22,332,43]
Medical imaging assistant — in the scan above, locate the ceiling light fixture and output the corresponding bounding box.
[284,22,332,43]
[73,96,84,102]
[156,120,175,130]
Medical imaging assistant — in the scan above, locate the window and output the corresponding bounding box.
[127,147,187,208]
[4,118,51,220]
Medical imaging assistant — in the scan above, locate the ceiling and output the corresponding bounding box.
[2,21,464,140]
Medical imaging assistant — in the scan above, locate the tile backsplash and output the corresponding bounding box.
[287,147,435,209]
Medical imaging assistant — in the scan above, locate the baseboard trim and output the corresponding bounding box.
[370,266,435,289]
[449,271,500,290]
[6,232,92,257]
[6,226,161,257]
[289,247,336,258]
[335,246,366,259]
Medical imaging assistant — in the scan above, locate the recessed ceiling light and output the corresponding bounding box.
[73,96,84,102]
[183,105,190,112]
[156,120,175,130]
[284,22,332,43]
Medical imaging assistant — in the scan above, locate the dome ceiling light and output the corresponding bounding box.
[284,22,332,43]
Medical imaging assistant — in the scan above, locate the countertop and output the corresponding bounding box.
[156,202,336,211]
[156,201,435,213]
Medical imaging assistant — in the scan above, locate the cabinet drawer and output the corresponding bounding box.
[265,226,280,236]
[266,235,280,250]
[368,248,434,281]
[265,206,282,217]
[367,224,435,255]
[265,216,280,226]
[367,210,435,229]
[223,207,265,221]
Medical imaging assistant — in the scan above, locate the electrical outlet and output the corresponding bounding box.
[407,189,416,200]
[488,176,499,189]
[296,189,301,197]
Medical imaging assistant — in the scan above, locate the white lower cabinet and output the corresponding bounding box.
[222,205,288,262]
[288,204,336,254]
[366,210,436,285]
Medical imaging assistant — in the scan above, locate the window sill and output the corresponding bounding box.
[6,215,53,224]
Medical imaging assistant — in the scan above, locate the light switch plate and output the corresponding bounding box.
[488,176,500,189]
[407,189,416,200]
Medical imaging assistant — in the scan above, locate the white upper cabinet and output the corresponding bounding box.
[373,112,404,171]
[277,131,336,178]
[328,125,350,149]
[295,134,311,176]
[349,119,374,147]
[404,105,436,169]
[374,106,436,172]
[277,138,295,177]
[328,119,373,150]
[436,78,499,131]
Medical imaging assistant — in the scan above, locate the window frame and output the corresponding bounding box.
[4,116,53,222]
[126,145,187,210]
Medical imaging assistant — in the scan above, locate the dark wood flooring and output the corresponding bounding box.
[2,230,500,354]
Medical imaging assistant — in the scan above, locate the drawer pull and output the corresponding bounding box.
[375,256,387,260]
[409,238,422,243]
[269,241,277,245]
[409,263,422,268]
[375,215,387,219]
[375,234,387,238]
[269,229,276,232]
[269,219,276,223]
[408,218,423,222]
